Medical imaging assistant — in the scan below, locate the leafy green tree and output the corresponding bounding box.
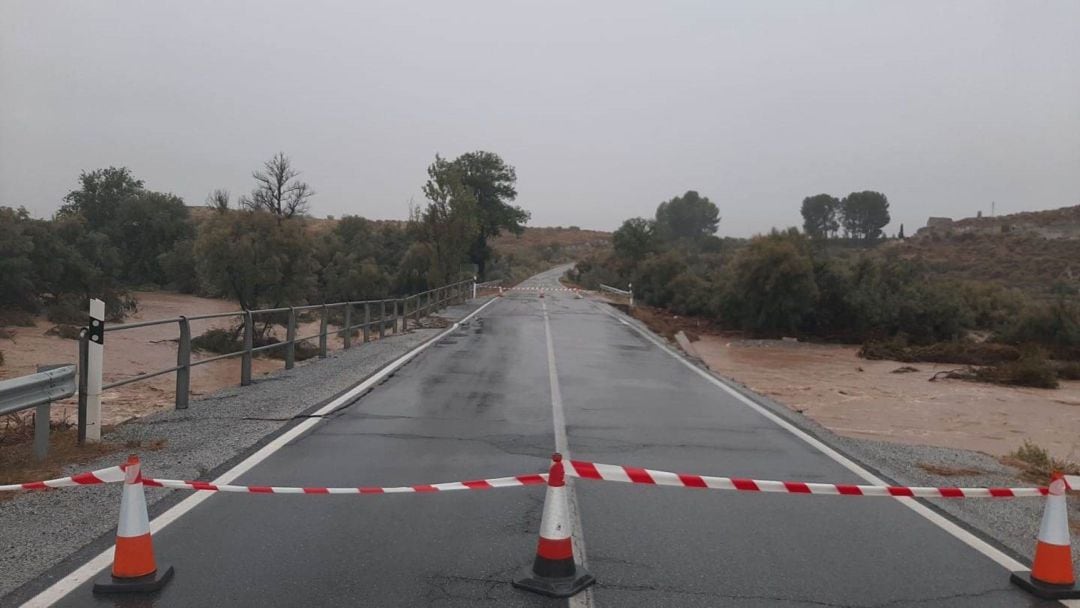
[840,191,890,240]
[444,151,528,279]
[0,207,39,312]
[194,210,317,311]
[723,229,818,335]
[414,155,479,285]
[112,191,194,284]
[654,191,720,242]
[612,217,655,262]
[239,153,314,220]
[58,167,144,230]
[800,194,840,239]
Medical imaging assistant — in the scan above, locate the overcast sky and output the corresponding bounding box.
[2,1,1078,236]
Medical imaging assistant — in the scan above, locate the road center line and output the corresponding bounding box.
[542,298,595,608]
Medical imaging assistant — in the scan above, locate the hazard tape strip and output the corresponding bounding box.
[565,461,1050,498]
[505,287,580,292]
[140,473,549,494]
[0,465,126,491]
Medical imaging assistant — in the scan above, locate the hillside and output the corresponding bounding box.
[891,205,1080,298]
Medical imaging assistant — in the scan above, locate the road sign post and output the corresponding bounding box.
[85,298,105,443]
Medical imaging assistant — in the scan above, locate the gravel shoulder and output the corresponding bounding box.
[0,298,488,604]
[602,299,1075,574]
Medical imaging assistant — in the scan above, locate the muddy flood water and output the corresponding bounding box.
[693,336,1080,461]
[0,291,370,425]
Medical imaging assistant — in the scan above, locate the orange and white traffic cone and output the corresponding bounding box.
[513,454,594,598]
[94,455,174,594]
[1011,472,1080,599]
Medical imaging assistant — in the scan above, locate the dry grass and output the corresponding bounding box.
[1000,440,1080,484]
[916,463,984,477]
[0,413,168,498]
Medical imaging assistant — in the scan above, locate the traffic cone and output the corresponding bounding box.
[498,286,504,297]
[1010,472,1080,599]
[539,289,545,299]
[513,454,595,598]
[94,455,174,594]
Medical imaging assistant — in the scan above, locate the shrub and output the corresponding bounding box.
[975,350,1059,389]
[45,325,83,340]
[1054,361,1080,381]
[997,299,1080,359]
[859,338,1020,365]
[0,350,4,366]
[0,309,36,327]
[1006,440,1080,482]
[191,328,240,354]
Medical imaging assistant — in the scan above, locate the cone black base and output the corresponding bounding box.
[1010,571,1080,600]
[93,565,174,594]
[513,566,595,598]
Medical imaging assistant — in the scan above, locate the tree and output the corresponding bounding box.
[194,210,317,312]
[58,167,144,230]
[800,194,840,239]
[898,224,905,239]
[840,191,890,241]
[0,207,39,312]
[612,217,655,262]
[112,191,194,284]
[239,153,313,220]
[654,191,720,242]
[207,189,230,214]
[444,151,528,279]
[414,155,479,286]
[723,229,818,335]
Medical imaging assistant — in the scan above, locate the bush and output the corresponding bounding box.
[859,338,1020,365]
[975,351,1059,389]
[45,325,83,340]
[1054,361,1080,381]
[1006,440,1080,482]
[997,299,1080,359]
[191,328,240,354]
[0,350,4,366]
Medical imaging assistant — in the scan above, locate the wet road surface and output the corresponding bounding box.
[47,268,1052,607]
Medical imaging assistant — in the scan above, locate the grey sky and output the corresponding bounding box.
[2,1,1078,236]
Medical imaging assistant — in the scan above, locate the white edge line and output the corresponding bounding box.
[595,304,1034,577]
[22,298,499,608]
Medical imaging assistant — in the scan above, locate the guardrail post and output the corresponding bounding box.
[34,403,49,460]
[363,302,371,343]
[343,304,352,350]
[319,304,328,359]
[176,316,191,410]
[285,307,296,369]
[241,310,253,386]
[85,298,105,443]
[77,329,88,445]
[379,300,386,339]
[629,282,635,308]
[394,299,401,333]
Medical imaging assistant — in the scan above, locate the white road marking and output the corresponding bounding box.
[593,304,1061,599]
[542,298,595,608]
[22,297,500,608]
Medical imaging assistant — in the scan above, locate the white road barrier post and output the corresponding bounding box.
[628,283,634,308]
[472,276,477,300]
[85,298,105,443]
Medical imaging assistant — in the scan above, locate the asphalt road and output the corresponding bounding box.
[45,267,1054,607]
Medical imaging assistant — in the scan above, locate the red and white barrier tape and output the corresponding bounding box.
[140,473,548,494]
[565,461,1051,498]
[0,465,126,491]
[3,461,1067,499]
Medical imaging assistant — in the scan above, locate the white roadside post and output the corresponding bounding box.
[472,276,477,300]
[85,298,105,443]
[629,283,634,308]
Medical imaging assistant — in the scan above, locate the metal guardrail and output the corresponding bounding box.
[0,365,77,460]
[77,278,475,417]
[598,284,630,296]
